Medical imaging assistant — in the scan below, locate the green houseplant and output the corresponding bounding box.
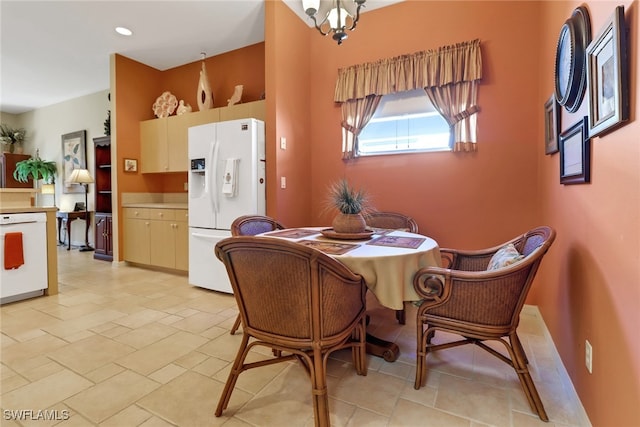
[327,179,371,233]
[13,151,57,184]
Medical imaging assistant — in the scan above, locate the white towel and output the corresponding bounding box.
[222,158,239,196]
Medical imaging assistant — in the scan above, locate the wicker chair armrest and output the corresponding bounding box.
[414,251,541,301]
[413,266,448,301]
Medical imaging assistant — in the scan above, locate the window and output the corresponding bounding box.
[358,89,451,156]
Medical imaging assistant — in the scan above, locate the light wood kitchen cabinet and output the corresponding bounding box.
[123,208,151,265]
[123,207,188,271]
[174,210,189,271]
[140,108,221,174]
[140,118,168,173]
[218,101,266,121]
[139,100,264,174]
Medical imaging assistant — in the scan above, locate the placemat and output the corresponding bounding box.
[367,235,426,249]
[264,229,320,239]
[297,240,360,255]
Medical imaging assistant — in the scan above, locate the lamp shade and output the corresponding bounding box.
[41,183,55,194]
[68,169,94,185]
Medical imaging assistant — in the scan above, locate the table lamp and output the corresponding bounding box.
[68,168,94,252]
[41,182,56,207]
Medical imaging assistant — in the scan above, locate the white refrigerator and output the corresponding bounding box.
[188,118,265,292]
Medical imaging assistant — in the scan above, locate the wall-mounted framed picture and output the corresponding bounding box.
[61,130,87,194]
[544,94,560,154]
[124,158,138,173]
[586,5,629,138]
[560,116,591,185]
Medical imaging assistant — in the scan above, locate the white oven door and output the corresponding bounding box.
[1,213,48,303]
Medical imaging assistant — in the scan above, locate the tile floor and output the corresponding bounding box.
[1,247,590,426]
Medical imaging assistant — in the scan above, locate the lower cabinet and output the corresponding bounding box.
[123,207,188,271]
[94,213,113,261]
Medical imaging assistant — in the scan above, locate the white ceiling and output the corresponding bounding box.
[0,0,401,115]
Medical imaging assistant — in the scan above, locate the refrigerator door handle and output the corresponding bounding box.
[210,139,220,214]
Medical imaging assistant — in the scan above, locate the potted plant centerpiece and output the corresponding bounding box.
[13,150,57,184]
[328,179,371,234]
[0,124,26,153]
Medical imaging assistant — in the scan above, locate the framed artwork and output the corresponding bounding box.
[586,5,629,138]
[559,116,591,185]
[124,158,138,173]
[61,130,87,194]
[544,94,560,154]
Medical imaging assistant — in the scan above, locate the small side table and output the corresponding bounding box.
[56,211,92,251]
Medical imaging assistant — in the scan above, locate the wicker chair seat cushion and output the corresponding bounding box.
[486,243,523,270]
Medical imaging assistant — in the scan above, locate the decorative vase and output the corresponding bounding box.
[14,145,23,154]
[197,62,213,111]
[332,213,366,234]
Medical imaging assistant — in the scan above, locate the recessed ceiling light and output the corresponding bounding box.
[115,26,133,36]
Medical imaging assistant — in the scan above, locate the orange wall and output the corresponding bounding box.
[303,0,543,249]
[535,2,639,426]
[265,1,313,226]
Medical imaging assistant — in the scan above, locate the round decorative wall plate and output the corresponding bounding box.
[554,6,591,113]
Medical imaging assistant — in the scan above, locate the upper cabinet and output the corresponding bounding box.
[140,100,265,174]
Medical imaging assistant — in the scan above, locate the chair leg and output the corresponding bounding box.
[508,333,548,422]
[512,333,529,364]
[215,333,250,417]
[309,349,330,427]
[229,314,241,335]
[352,317,368,376]
[395,306,406,325]
[414,319,426,389]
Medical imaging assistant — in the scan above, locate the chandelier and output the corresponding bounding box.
[303,0,366,45]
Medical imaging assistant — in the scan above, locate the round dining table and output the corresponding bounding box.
[258,227,442,361]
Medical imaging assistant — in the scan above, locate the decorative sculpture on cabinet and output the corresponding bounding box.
[227,85,243,106]
[197,53,213,111]
[177,100,192,115]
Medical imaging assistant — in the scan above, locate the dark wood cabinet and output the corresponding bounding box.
[94,213,113,261]
[93,136,113,261]
[0,153,32,188]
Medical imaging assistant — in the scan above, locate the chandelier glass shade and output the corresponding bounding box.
[303,0,366,45]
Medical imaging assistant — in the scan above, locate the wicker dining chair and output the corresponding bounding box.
[363,211,419,325]
[228,215,287,335]
[412,226,556,421]
[214,236,368,427]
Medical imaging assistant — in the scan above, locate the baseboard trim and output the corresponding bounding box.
[523,304,592,427]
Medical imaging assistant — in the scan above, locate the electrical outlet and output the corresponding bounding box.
[585,340,593,374]
[280,137,287,150]
[280,176,286,189]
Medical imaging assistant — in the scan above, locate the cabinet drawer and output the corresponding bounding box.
[175,210,188,223]
[149,209,176,221]
[124,208,149,219]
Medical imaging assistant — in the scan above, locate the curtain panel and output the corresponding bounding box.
[335,39,482,155]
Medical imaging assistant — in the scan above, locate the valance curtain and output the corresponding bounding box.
[335,39,482,157]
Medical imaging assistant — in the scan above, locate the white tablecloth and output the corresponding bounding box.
[260,228,441,310]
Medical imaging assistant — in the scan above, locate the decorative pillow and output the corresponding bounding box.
[487,243,524,270]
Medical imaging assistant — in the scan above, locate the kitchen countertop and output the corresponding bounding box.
[0,206,58,215]
[122,203,188,209]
